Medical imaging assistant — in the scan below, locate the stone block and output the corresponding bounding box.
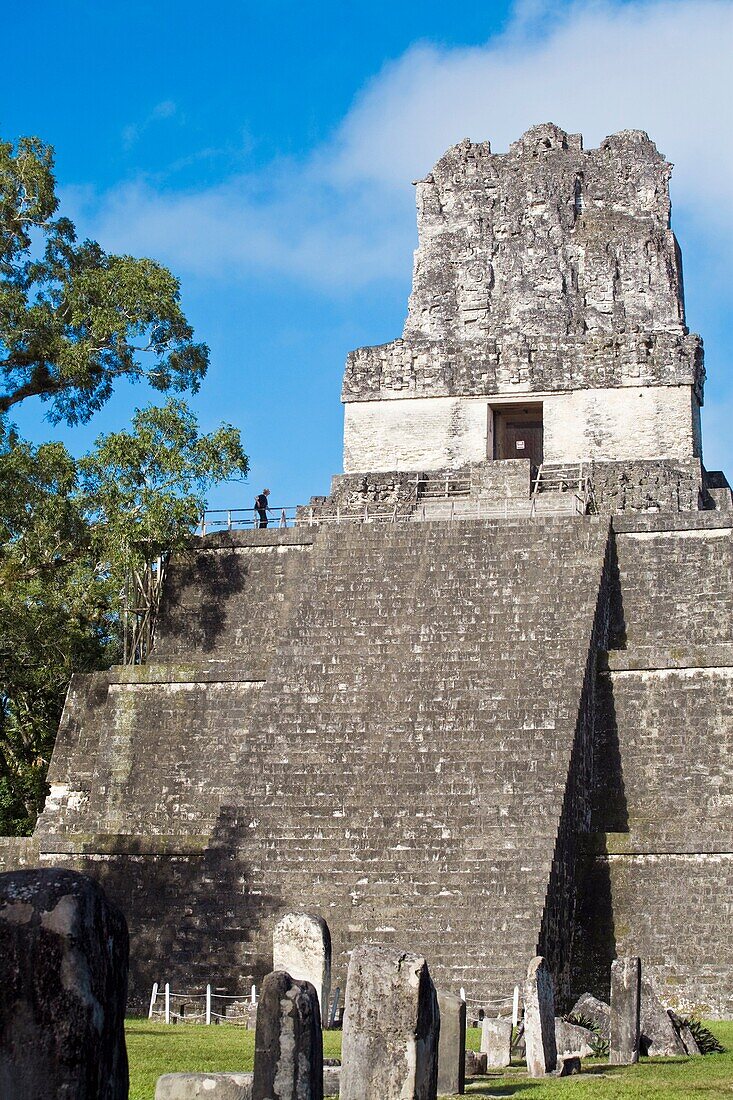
[480,1017,512,1068]
[609,957,641,1065]
[273,912,332,1021]
[253,971,323,1100]
[569,993,610,1042]
[340,945,439,1100]
[437,991,465,1095]
[554,1019,595,1058]
[464,1050,487,1076]
[323,1064,341,1096]
[639,976,686,1056]
[523,956,557,1077]
[156,1073,253,1099]
[0,868,128,1100]
[555,1055,581,1076]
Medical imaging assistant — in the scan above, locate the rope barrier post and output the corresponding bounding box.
[148,982,158,1019]
[460,987,466,1002]
[251,983,257,1005]
[206,984,211,1025]
[165,982,170,1025]
[512,984,520,1027]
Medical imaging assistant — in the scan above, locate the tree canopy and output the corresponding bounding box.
[0,136,208,424]
[0,135,249,834]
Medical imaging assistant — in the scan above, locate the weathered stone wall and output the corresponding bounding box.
[585,512,733,1015]
[343,396,490,472]
[36,519,609,1012]
[0,836,39,873]
[344,385,700,472]
[538,539,611,1006]
[590,460,702,514]
[343,333,703,404]
[543,386,700,465]
[26,509,733,1016]
[341,124,704,474]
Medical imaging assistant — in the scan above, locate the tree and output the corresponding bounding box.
[0,135,249,834]
[0,136,208,424]
[0,405,249,835]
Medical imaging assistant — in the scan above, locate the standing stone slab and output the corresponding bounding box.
[273,912,331,1021]
[437,991,466,1095]
[523,957,557,1077]
[639,976,686,1056]
[480,1018,512,1069]
[669,1011,701,1056]
[340,945,439,1100]
[253,971,323,1100]
[610,957,641,1065]
[0,868,129,1100]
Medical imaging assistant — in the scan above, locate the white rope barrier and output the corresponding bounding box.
[149,983,260,1025]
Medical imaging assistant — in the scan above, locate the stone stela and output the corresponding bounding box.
[272,912,332,1024]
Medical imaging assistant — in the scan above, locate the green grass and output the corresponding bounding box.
[126,1019,733,1100]
[126,1019,341,1100]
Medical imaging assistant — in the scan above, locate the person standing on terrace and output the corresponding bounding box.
[254,488,271,528]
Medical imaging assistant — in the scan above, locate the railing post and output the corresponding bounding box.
[280,508,287,528]
[227,510,232,531]
[148,981,159,1019]
[206,984,211,1025]
[165,982,170,1025]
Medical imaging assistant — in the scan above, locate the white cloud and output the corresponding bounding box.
[122,99,179,148]
[80,0,733,294]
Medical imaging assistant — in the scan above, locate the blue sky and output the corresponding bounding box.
[5,0,733,510]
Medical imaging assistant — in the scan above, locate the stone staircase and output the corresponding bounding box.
[412,462,594,521]
[221,518,610,1007]
[35,517,611,1010]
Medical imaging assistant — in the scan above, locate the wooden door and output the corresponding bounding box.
[494,409,544,465]
[504,419,543,465]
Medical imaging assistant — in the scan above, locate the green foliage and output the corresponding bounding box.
[564,1012,610,1057]
[0,136,208,425]
[79,399,248,564]
[125,1022,340,1100]
[0,407,247,834]
[0,132,248,835]
[681,1017,725,1055]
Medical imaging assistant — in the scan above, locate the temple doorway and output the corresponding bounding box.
[492,404,544,465]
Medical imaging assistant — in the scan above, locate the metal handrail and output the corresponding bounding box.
[198,507,299,535]
[197,479,598,536]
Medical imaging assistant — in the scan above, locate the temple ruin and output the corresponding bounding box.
[3,124,731,1018]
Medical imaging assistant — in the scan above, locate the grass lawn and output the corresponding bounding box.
[126,1019,733,1100]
